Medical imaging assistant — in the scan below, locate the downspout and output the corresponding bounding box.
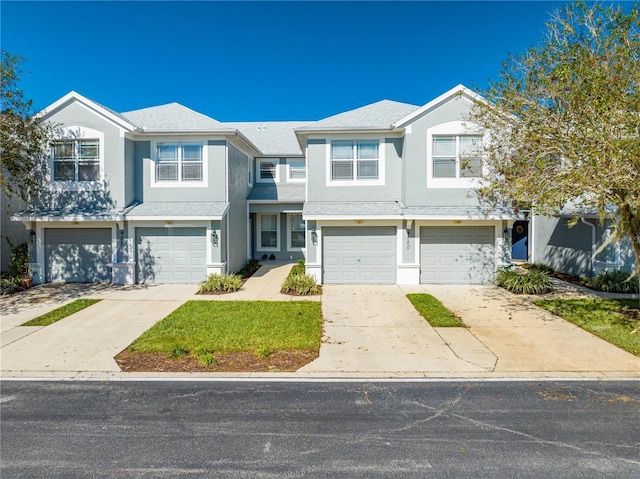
[580,217,596,276]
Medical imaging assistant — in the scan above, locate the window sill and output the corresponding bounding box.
[151,181,208,188]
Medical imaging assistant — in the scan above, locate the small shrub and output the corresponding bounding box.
[198,353,217,366]
[281,273,320,295]
[495,268,553,294]
[527,263,555,274]
[169,346,188,359]
[237,259,261,278]
[585,270,639,294]
[7,241,30,278]
[256,346,272,358]
[0,277,23,295]
[289,259,306,277]
[199,273,243,293]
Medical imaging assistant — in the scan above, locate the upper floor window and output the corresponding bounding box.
[257,159,278,183]
[156,143,203,182]
[52,139,100,182]
[330,140,379,181]
[288,160,306,181]
[432,135,482,179]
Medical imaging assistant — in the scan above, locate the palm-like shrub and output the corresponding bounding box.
[281,273,320,296]
[495,268,553,294]
[585,271,639,294]
[199,273,243,293]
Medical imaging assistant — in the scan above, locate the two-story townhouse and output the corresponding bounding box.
[13,92,261,285]
[13,85,518,286]
[297,85,513,285]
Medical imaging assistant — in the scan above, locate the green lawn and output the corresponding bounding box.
[406,293,465,327]
[127,300,323,356]
[534,298,640,356]
[22,299,102,326]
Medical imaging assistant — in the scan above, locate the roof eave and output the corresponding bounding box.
[37,91,138,131]
[392,84,487,129]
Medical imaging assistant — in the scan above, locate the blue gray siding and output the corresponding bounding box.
[533,215,636,276]
[306,138,402,202]
[40,102,128,210]
[403,95,481,207]
[226,144,251,272]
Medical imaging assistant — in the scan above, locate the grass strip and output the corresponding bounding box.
[534,298,640,356]
[22,298,102,326]
[406,293,465,327]
[127,300,323,355]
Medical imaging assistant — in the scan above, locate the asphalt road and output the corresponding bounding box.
[1,380,639,478]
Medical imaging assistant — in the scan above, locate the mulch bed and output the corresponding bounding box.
[115,349,319,373]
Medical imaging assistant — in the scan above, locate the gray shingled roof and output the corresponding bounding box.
[126,202,229,218]
[225,122,310,156]
[248,184,306,202]
[303,201,403,217]
[402,206,516,219]
[122,103,232,132]
[298,100,420,131]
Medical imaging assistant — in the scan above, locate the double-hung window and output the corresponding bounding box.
[288,160,306,181]
[259,161,276,181]
[432,135,482,179]
[52,139,100,182]
[330,140,379,181]
[156,143,203,182]
[288,214,305,249]
[259,214,279,250]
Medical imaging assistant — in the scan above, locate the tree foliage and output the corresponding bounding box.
[0,51,53,202]
[471,1,640,280]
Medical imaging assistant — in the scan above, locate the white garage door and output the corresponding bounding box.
[45,228,112,283]
[323,227,396,284]
[420,226,495,284]
[136,227,206,284]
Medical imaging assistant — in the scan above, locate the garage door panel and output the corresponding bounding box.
[45,228,112,283]
[323,227,396,284]
[136,227,206,284]
[420,226,494,284]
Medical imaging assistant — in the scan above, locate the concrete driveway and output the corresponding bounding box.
[402,284,640,378]
[1,271,638,378]
[1,284,195,375]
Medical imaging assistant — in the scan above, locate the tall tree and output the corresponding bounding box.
[0,51,53,202]
[471,1,640,281]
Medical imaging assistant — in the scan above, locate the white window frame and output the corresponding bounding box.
[287,159,306,182]
[426,121,486,189]
[51,126,105,190]
[257,159,279,183]
[287,213,305,251]
[257,213,280,251]
[150,139,208,188]
[325,137,385,186]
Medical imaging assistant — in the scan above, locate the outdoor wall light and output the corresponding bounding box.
[29,230,36,243]
[211,230,219,247]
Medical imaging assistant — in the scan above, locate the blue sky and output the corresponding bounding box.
[2,1,573,121]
